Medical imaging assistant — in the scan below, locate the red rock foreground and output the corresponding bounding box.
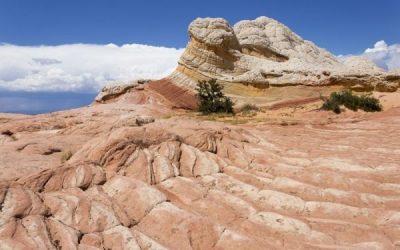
[0,83,400,250]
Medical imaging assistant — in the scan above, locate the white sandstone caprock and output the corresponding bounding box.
[171,16,400,92]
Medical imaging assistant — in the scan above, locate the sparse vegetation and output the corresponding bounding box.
[196,79,234,115]
[60,150,73,163]
[238,103,259,113]
[321,90,382,114]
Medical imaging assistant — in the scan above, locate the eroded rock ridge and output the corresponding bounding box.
[170,17,400,92]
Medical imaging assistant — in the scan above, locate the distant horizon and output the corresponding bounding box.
[0,91,95,115]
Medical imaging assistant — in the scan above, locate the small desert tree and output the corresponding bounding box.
[195,79,234,114]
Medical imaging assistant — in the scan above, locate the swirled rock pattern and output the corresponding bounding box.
[1,83,400,249]
[171,17,400,92]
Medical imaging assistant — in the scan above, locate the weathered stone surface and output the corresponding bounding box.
[135,116,155,126]
[171,16,400,92]
[1,18,400,249]
[189,18,239,48]
[95,79,151,103]
[1,97,400,249]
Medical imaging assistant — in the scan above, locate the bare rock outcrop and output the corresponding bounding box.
[1,103,400,249]
[171,16,400,91]
[95,79,150,103]
[1,16,400,250]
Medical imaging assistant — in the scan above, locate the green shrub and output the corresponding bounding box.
[321,90,382,114]
[196,79,234,114]
[358,96,383,112]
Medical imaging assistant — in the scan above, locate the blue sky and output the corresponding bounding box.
[1,0,399,54]
[0,0,399,114]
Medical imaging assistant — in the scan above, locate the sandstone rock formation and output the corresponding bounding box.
[1,81,400,249]
[95,79,150,103]
[1,16,400,250]
[170,17,400,92]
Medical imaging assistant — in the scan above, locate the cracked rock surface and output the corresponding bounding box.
[1,82,400,249]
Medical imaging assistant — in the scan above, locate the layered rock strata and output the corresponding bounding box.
[171,17,400,92]
[0,87,400,249]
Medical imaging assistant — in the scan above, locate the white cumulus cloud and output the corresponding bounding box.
[339,40,400,71]
[362,40,400,70]
[0,43,184,92]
